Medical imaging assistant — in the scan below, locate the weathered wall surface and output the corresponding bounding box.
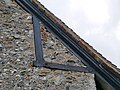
[0,0,96,90]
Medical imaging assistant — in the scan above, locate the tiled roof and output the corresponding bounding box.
[32,0,120,77]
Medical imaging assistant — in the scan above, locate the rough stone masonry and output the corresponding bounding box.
[0,0,96,90]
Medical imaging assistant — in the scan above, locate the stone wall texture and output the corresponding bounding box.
[0,0,96,90]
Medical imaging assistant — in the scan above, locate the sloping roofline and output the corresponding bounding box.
[31,0,120,76]
[14,0,120,89]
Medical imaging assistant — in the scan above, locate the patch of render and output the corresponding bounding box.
[0,1,96,90]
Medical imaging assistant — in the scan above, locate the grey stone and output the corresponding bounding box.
[0,44,3,51]
[13,34,21,39]
[54,75,64,85]
[4,0,12,5]
[27,16,32,20]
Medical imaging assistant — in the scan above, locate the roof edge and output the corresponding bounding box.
[32,0,120,77]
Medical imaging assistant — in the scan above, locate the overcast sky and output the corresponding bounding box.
[38,0,120,68]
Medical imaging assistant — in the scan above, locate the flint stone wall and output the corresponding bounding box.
[0,0,96,90]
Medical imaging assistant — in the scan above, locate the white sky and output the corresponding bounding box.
[38,0,120,68]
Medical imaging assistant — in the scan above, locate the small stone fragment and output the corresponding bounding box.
[0,44,3,51]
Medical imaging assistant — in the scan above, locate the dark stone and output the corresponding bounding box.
[0,44,3,51]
